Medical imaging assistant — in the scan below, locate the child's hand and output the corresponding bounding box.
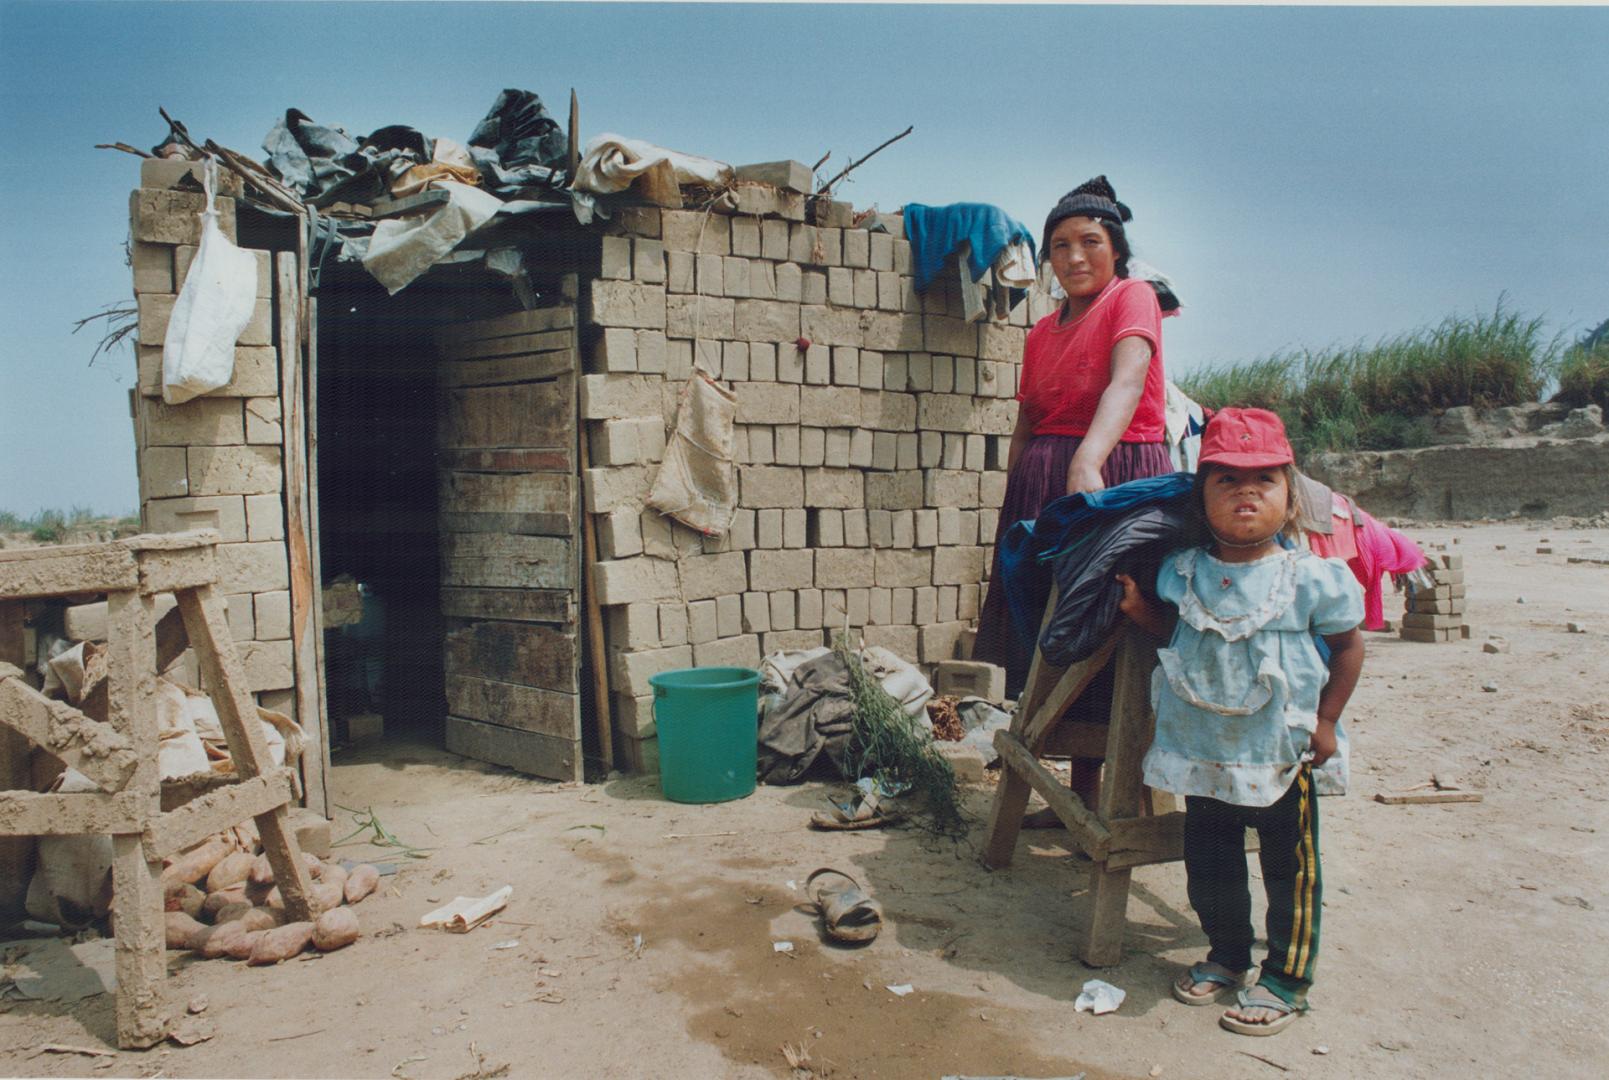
[1115,573,1167,637]
[1309,719,1338,766]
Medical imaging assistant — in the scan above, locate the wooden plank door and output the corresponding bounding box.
[434,306,583,781]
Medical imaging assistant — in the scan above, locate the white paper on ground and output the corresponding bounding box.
[1074,978,1126,1014]
[418,884,513,932]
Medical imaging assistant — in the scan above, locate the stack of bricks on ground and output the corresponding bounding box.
[588,192,1050,770]
[129,157,297,723]
[129,153,1048,773]
[1401,553,1469,643]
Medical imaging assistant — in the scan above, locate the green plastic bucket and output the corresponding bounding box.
[648,666,760,803]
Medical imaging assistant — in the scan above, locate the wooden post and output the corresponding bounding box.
[577,379,613,772]
[104,590,167,1047]
[278,250,329,816]
[1081,627,1159,967]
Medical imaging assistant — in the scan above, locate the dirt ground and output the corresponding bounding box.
[3,520,1606,1080]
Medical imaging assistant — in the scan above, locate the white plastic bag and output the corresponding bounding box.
[162,156,257,404]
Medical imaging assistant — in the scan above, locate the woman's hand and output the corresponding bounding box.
[1067,458,1106,495]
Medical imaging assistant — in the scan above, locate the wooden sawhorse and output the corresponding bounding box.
[982,592,1193,966]
[0,530,315,1047]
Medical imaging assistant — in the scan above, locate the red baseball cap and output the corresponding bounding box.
[1198,407,1294,468]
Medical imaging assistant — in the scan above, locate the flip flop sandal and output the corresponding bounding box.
[1172,961,1249,1006]
[805,867,884,945]
[1218,986,1302,1036]
[809,790,905,831]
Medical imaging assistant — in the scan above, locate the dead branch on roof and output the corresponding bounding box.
[72,301,138,368]
[95,142,152,159]
[815,125,913,196]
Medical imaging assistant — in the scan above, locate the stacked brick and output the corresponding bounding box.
[579,192,1053,771]
[128,159,297,720]
[1400,553,1468,642]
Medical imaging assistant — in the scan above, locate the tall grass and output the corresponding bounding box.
[1178,304,1560,455]
[1553,319,1609,413]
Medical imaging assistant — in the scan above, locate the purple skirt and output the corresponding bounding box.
[973,436,1172,695]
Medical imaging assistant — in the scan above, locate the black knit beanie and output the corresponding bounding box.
[1040,175,1132,260]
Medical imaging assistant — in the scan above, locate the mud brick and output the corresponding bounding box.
[832,346,859,387]
[897,432,920,472]
[933,546,986,586]
[685,599,718,644]
[655,603,688,647]
[879,353,908,393]
[870,431,898,471]
[584,465,651,514]
[773,338,805,383]
[932,506,960,547]
[853,269,878,308]
[140,157,245,196]
[954,357,979,396]
[1402,612,1462,630]
[617,733,661,775]
[132,241,174,294]
[789,223,820,264]
[667,251,695,293]
[244,397,282,444]
[978,508,999,543]
[959,583,981,621]
[940,433,965,469]
[917,431,943,469]
[589,327,636,373]
[794,427,823,468]
[843,429,870,470]
[774,262,803,303]
[614,693,657,740]
[186,445,281,497]
[677,552,746,603]
[1411,597,1465,615]
[710,594,741,638]
[748,261,777,301]
[622,238,663,285]
[887,586,914,624]
[920,622,969,664]
[145,494,247,542]
[612,645,695,696]
[889,510,914,549]
[755,219,788,259]
[1399,625,1454,643]
[846,588,871,627]
[925,315,978,357]
[959,510,981,546]
[932,355,955,394]
[860,390,917,432]
[826,266,853,306]
[821,589,847,628]
[216,541,289,595]
[864,586,891,625]
[979,472,1007,508]
[1429,570,1465,588]
[730,218,762,257]
[799,385,860,427]
[816,228,843,266]
[598,507,644,559]
[730,383,798,428]
[725,257,757,299]
[595,557,681,605]
[843,509,870,547]
[868,509,894,548]
[131,188,236,246]
[913,508,938,548]
[869,232,895,272]
[1439,553,1464,570]
[935,659,1006,701]
[580,374,660,419]
[765,628,825,653]
[804,468,862,508]
[727,508,756,550]
[587,281,667,329]
[861,311,925,352]
[615,206,661,237]
[732,184,807,220]
[912,585,937,625]
[253,590,291,641]
[843,228,870,268]
[737,466,802,508]
[794,588,823,630]
[810,509,844,547]
[925,470,980,509]
[820,428,848,469]
[245,494,284,542]
[875,549,932,588]
[754,508,783,549]
[765,423,797,466]
[667,294,735,339]
[800,304,862,347]
[728,592,766,636]
[661,209,730,254]
[867,471,924,511]
[691,253,723,296]
[749,549,813,592]
[978,322,1027,363]
[816,547,876,589]
[783,507,808,548]
[597,234,632,280]
[692,632,760,670]
[875,271,902,312]
[860,624,916,657]
[800,342,829,385]
[769,590,797,631]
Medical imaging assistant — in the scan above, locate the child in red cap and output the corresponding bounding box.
[1115,407,1366,1036]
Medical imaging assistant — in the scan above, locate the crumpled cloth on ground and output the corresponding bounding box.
[361,180,503,294]
[902,202,1037,294]
[757,650,856,784]
[572,133,733,208]
[647,372,738,536]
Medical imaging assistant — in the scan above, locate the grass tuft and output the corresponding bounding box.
[1178,302,1559,455]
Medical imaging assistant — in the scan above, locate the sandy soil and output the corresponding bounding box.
[3,521,1606,1080]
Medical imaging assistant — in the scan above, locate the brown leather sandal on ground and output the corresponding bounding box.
[805,867,883,945]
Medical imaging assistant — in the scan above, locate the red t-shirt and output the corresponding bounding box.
[1016,276,1166,442]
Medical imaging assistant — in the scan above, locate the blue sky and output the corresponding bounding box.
[1,2,1605,515]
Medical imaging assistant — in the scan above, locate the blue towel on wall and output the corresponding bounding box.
[903,202,1036,293]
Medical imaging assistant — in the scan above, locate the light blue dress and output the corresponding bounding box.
[1142,546,1364,807]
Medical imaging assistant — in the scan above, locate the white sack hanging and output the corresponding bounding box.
[162,156,257,404]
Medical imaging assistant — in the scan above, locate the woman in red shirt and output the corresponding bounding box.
[974,176,1175,694]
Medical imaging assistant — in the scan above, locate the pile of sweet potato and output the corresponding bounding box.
[160,826,379,966]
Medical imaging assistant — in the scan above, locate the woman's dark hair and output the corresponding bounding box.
[1042,175,1132,278]
[1191,461,1302,546]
